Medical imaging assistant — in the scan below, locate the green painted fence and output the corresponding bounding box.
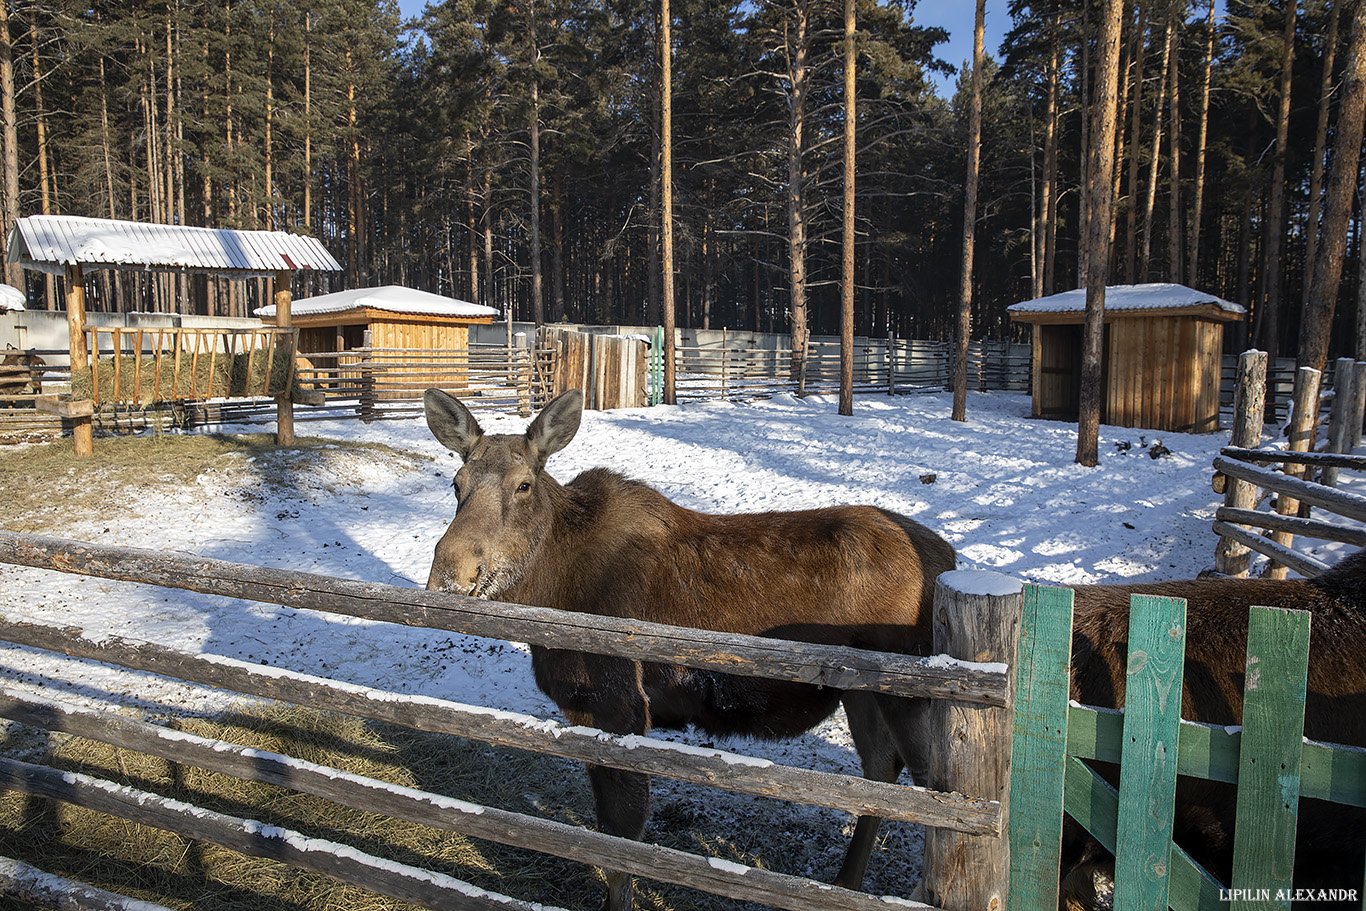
[1008,584,1366,911]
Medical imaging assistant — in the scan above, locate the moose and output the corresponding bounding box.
[422,387,957,910]
[1,344,44,400]
[1064,548,1366,905]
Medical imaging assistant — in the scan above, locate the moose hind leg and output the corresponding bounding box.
[835,691,906,890]
[587,763,650,911]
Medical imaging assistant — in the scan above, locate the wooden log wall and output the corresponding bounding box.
[538,326,647,410]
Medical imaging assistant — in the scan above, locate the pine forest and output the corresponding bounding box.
[3,0,1364,366]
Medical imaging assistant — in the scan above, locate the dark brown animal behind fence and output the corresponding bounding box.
[1066,549,1366,904]
[1,345,45,399]
[422,387,957,911]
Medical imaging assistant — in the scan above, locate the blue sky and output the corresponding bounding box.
[395,0,1004,98]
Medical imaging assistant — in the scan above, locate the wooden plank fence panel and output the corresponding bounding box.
[1063,757,1227,911]
[1008,583,1076,911]
[1230,607,1312,911]
[1115,595,1187,911]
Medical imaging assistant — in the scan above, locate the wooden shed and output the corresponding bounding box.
[255,285,500,397]
[1008,283,1245,434]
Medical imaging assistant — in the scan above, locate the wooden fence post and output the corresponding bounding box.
[1349,360,1366,451]
[1322,358,1357,488]
[1215,350,1267,576]
[273,269,295,447]
[64,263,93,457]
[923,571,1022,911]
[1265,366,1322,580]
[358,330,375,424]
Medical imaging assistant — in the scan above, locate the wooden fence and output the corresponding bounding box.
[2,532,1363,909]
[1008,583,1366,911]
[1214,351,1366,577]
[0,531,1010,911]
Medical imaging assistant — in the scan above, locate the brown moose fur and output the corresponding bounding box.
[1065,548,1366,903]
[422,388,957,910]
[1,345,44,398]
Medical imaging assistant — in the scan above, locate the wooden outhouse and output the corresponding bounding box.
[1008,283,1245,434]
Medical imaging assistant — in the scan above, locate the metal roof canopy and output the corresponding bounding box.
[7,215,342,278]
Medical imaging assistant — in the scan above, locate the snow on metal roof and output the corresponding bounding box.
[1008,282,1246,315]
[254,285,500,320]
[0,284,24,311]
[6,215,342,277]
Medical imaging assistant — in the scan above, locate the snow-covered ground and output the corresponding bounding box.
[0,388,1359,896]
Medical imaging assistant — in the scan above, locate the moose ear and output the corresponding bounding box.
[424,388,484,461]
[525,389,583,467]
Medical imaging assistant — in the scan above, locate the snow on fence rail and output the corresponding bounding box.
[0,531,1010,911]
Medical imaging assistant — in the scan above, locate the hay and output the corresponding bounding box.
[68,345,299,403]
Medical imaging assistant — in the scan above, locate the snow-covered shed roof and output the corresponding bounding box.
[0,284,24,311]
[6,215,342,278]
[1008,283,1245,321]
[254,285,500,321]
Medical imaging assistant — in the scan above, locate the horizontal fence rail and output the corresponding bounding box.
[0,530,1008,911]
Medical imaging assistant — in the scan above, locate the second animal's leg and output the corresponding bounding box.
[585,763,651,911]
[836,691,906,890]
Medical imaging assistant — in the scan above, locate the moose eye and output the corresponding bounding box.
[516,481,532,493]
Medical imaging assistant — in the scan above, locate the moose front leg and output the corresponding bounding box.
[585,763,651,911]
[533,646,653,910]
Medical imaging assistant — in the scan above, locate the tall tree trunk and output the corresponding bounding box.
[661,0,676,402]
[0,0,21,289]
[1188,0,1215,284]
[1042,15,1060,296]
[528,0,544,326]
[264,21,275,229]
[1078,0,1125,466]
[1303,0,1342,307]
[952,0,985,422]
[30,6,53,308]
[1125,0,1147,283]
[1260,0,1296,366]
[1299,0,1366,372]
[304,13,313,230]
[786,0,811,386]
[1166,1,1182,284]
[1140,6,1173,281]
[1078,0,1092,286]
[839,0,856,416]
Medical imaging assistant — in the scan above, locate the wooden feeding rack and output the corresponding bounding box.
[70,326,303,408]
[7,215,342,455]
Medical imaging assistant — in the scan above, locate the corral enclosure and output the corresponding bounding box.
[0,389,1363,908]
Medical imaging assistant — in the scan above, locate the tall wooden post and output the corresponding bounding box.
[65,263,92,457]
[273,269,294,446]
[1215,350,1268,576]
[922,571,1021,911]
[1266,366,1321,579]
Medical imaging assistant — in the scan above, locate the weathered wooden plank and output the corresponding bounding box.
[0,614,999,834]
[1216,351,1268,576]
[1063,757,1226,911]
[0,854,177,911]
[0,757,559,911]
[0,687,929,911]
[1008,583,1076,911]
[1212,457,1366,526]
[1067,707,1366,810]
[1214,507,1366,548]
[923,571,1022,911]
[1210,521,1330,579]
[1115,595,1187,911]
[1230,607,1312,911]
[0,531,1006,705]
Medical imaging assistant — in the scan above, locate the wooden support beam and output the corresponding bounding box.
[273,269,294,446]
[64,262,93,456]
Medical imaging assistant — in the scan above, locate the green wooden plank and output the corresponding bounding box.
[1068,705,1366,808]
[1063,756,1226,911]
[1008,583,1076,911]
[1230,606,1312,911]
[1115,595,1189,911]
